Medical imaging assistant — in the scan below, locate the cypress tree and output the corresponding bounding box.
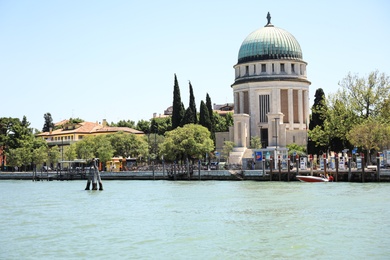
[181,107,196,126]
[205,93,215,144]
[172,74,184,129]
[189,81,197,124]
[199,101,211,130]
[308,88,327,155]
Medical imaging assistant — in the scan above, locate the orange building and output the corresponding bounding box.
[36,119,144,147]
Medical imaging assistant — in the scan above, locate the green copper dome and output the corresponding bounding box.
[238,13,302,64]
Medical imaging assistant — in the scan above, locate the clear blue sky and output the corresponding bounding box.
[1,0,389,130]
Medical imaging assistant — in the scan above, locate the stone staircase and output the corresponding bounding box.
[229,147,247,164]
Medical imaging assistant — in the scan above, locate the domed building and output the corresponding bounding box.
[230,13,310,163]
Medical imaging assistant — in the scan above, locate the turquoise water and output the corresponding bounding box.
[0,180,389,259]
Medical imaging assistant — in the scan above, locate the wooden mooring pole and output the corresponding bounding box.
[85,158,103,190]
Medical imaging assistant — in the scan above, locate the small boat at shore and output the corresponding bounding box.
[296,175,329,182]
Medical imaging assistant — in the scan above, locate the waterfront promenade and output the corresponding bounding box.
[1,168,390,182]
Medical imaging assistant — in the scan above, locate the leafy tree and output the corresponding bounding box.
[337,70,390,119]
[6,148,24,170]
[68,118,84,124]
[286,143,306,156]
[214,112,234,132]
[93,135,114,164]
[250,136,262,149]
[136,119,151,134]
[225,112,233,129]
[48,146,61,168]
[149,117,171,135]
[159,124,214,163]
[74,136,96,160]
[64,145,77,161]
[31,145,48,170]
[222,141,235,163]
[378,98,390,123]
[145,133,164,161]
[172,74,184,129]
[347,120,390,163]
[109,132,148,159]
[0,117,34,169]
[42,113,55,132]
[309,89,356,153]
[110,119,136,128]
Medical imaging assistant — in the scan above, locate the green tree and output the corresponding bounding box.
[149,117,171,135]
[74,136,96,160]
[48,146,61,168]
[110,119,136,128]
[0,117,35,169]
[93,135,114,164]
[337,70,390,119]
[309,90,356,153]
[287,143,306,156]
[68,118,84,124]
[109,132,148,159]
[222,141,235,163]
[159,124,214,163]
[64,145,77,161]
[188,81,197,124]
[136,119,151,134]
[6,148,24,170]
[378,98,390,123]
[347,120,390,163]
[214,112,234,132]
[181,107,196,126]
[42,113,55,132]
[250,136,262,149]
[199,101,212,133]
[31,145,48,170]
[172,74,184,129]
[308,89,327,155]
[206,93,216,144]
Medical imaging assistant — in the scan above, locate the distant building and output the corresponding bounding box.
[230,13,310,163]
[36,119,143,147]
[213,103,234,117]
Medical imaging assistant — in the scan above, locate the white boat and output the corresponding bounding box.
[296,175,329,182]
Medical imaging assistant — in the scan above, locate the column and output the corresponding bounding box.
[298,89,303,129]
[303,90,309,128]
[234,92,239,114]
[288,88,293,130]
[239,92,244,115]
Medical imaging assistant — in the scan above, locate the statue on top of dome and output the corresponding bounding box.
[266,12,271,26]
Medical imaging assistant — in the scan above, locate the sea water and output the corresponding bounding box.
[0,180,389,259]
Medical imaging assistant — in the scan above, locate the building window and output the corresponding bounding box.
[291,64,295,73]
[259,95,270,123]
[293,136,296,143]
[261,64,266,72]
[300,64,303,75]
[280,63,285,73]
[253,64,256,74]
[245,66,249,75]
[272,64,275,73]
